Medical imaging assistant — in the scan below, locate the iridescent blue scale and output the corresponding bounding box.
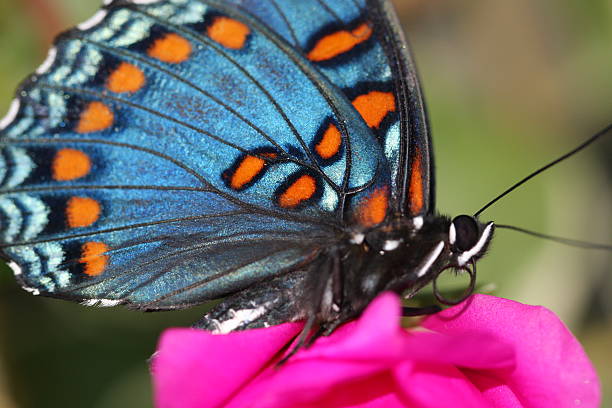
[1,0,452,330]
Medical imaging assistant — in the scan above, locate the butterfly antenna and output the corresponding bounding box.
[496,224,612,251]
[474,122,612,218]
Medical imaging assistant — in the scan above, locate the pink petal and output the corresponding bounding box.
[153,293,600,408]
[226,293,513,407]
[394,361,491,408]
[152,323,302,408]
[423,295,601,408]
[226,293,407,408]
[287,292,406,363]
[400,330,515,372]
[464,370,523,407]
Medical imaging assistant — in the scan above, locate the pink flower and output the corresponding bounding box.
[152,294,600,408]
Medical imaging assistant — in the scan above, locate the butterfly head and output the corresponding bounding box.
[334,214,495,321]
[448,215,495,267]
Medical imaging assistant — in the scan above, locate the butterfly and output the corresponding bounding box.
[0,0,525,340]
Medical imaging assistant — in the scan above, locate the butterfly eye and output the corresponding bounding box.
[451,215,480,252]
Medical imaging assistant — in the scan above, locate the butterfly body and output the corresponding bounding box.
[199,212,495,334]
[0,0,493,334]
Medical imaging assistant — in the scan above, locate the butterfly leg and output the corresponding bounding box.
[277,252,342,364]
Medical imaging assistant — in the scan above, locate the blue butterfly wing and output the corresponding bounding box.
[0,0,393,308]
[223,0,434,216]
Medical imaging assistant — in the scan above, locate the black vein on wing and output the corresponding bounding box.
[0,211,252,248]
[72,34,290,157]
[199,0,360,222]
[135,241,316,309]
[0,137,208,187]
[105,231,304,297]
[347,0,363,11]
[33,246,50,277]
[38,83,268,159]
[11,198,30,243]
[40,79,341,197]
[125,5,342,193]
[267,0,300,47]
[64,230,322,296]
[1,185,212,194]
[1,136,342,229]
[0,148,8,186]
[313,0,344,23]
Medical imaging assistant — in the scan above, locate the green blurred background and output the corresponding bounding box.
[0,0,610,406]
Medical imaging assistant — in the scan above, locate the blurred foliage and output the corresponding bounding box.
[0,0,610,407]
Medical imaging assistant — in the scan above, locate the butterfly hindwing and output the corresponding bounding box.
[1,0,394,308]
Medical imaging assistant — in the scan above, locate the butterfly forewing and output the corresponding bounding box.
[0,0,397,308]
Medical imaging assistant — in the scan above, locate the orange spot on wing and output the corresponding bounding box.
[207,16,250,49]
[315,124,342,159]
[409,148,424,215]
[148,33,192,63]
[357,187,389,227]
[107,62,145,93]
[231,155,265,190]
[352,91,396,129]
[76,101,114,134]
[278,175,317,208]
[228,153,277,190]
[66,197,101,228]
[307,23,373,62]
[80,241,109,277]
[52,149,92,181]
